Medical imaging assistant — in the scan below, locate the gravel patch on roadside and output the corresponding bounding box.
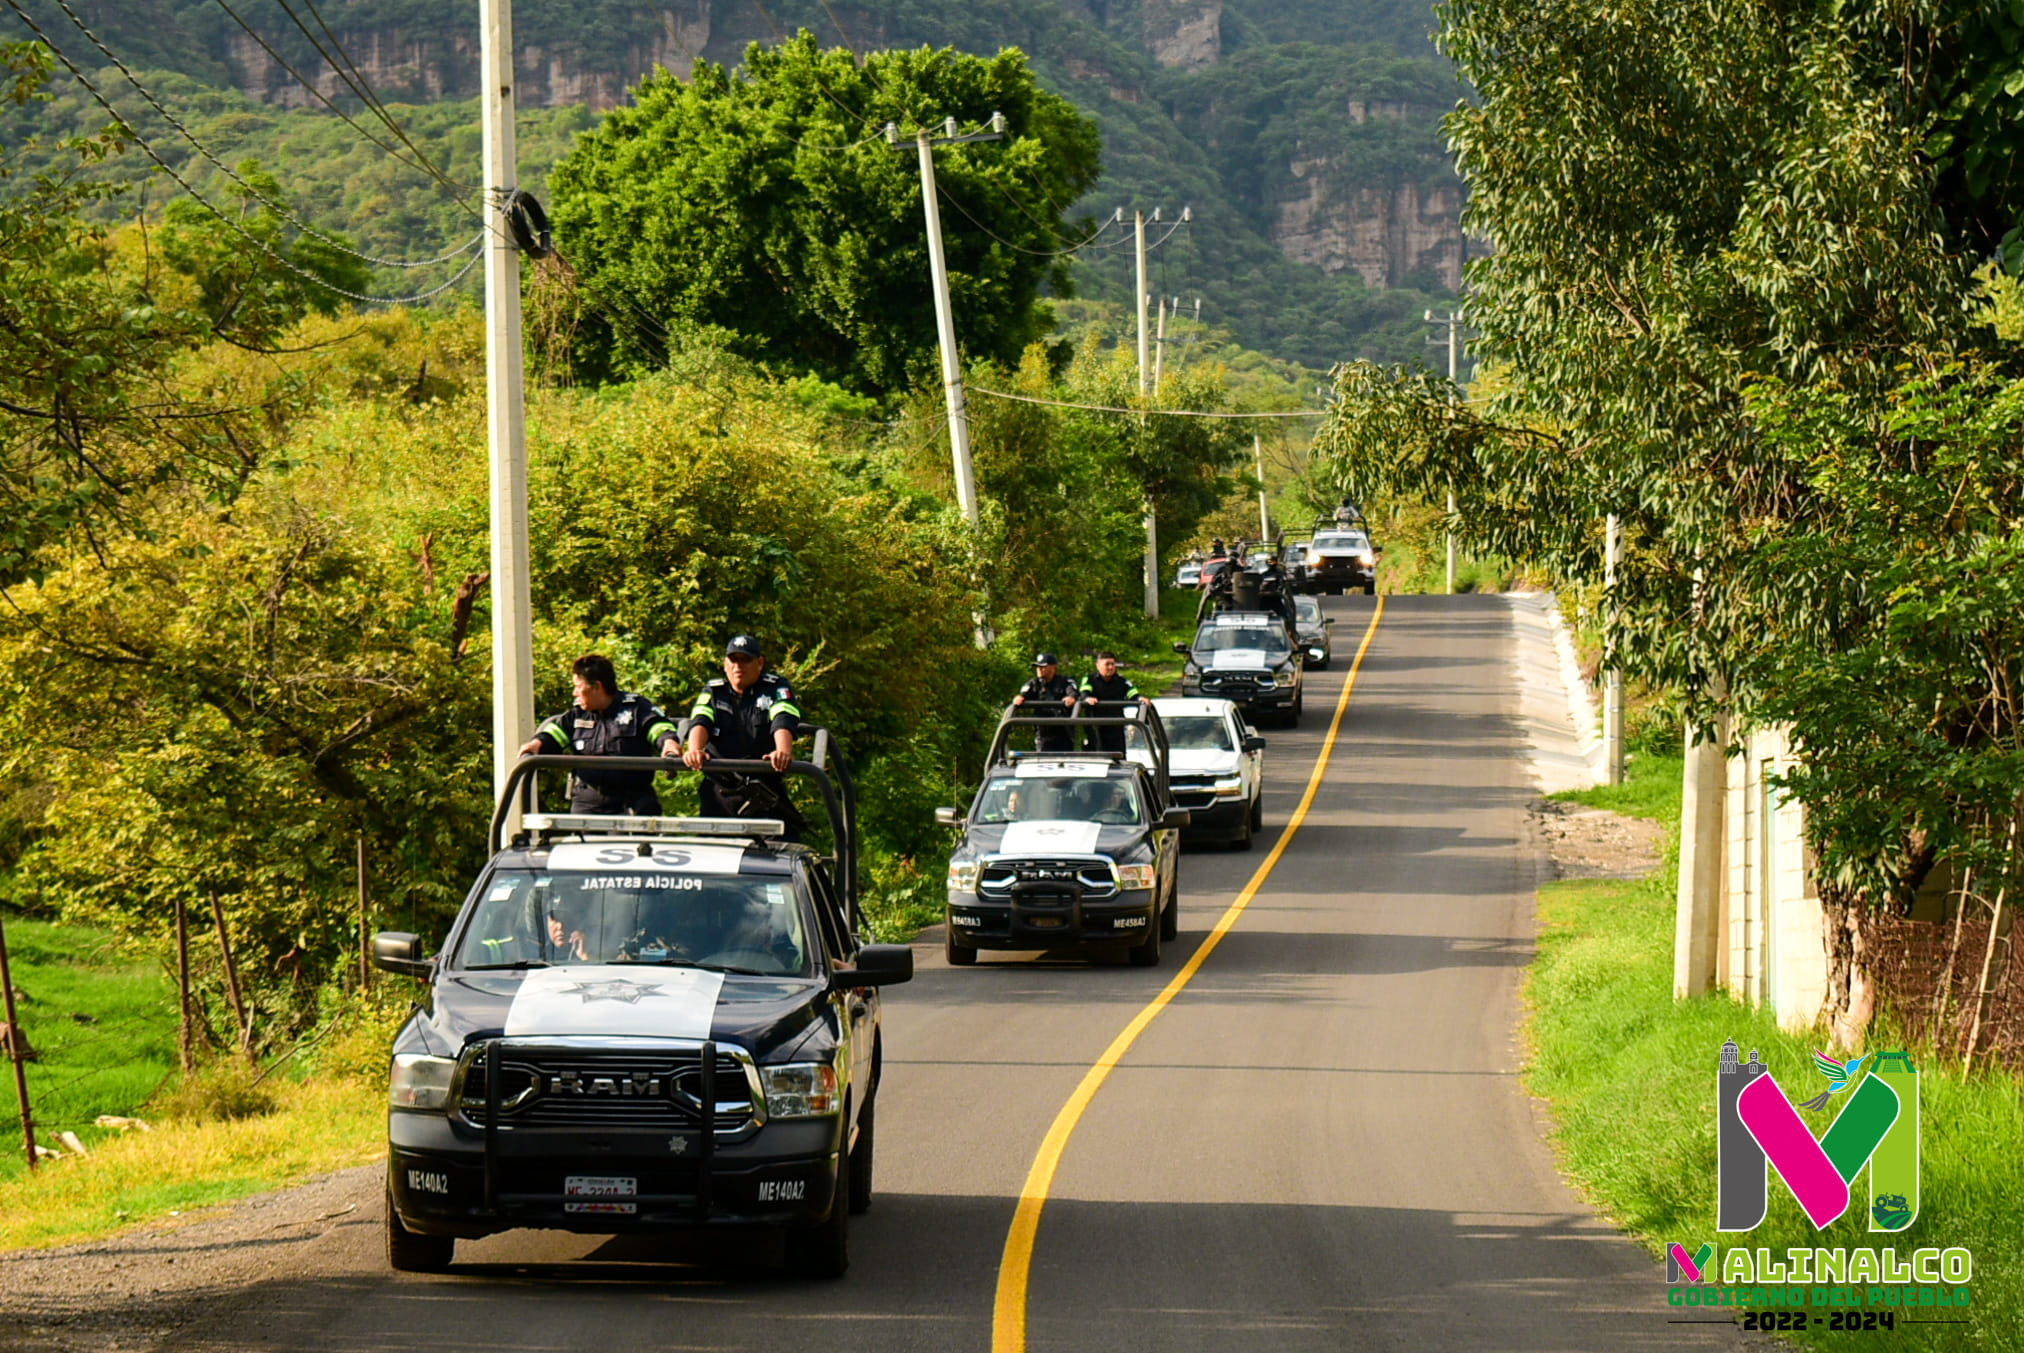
[0,1166,380,1353]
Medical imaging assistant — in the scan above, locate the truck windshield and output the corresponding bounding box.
[973,775,1143,826]
[455,869,811,976]
[1313,532,1369,552]
[1193,624,1290,656]
[1165,717,1234,752]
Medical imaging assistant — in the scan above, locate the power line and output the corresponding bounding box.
[205,0,477,215]
[5,1,486,307]
[968,386,1324,419]
[273,0,469,203]
[934,187,1119,258]
[47,0,479,269]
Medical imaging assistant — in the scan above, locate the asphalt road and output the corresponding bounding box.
[156,594,1734,1352]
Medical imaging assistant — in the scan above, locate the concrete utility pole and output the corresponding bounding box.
[1254,435,1269,539]
[1426,309,1466,594]
[1151,296,1169,392]
[482,0,534,830]
[1136,209,1157,619]
[1604,513,1625,785]
[916,126,980,527]
[891,115,1003,646]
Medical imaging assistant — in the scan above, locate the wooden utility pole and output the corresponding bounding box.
[356,834,371,992]
[1604,513,1625,784]
[208,892,254,1067]
[174,894,194,1073]
[0,909,36,1171]
[482,0,536,837]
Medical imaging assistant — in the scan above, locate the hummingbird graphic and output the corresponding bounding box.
[1798,1049,1873,1112]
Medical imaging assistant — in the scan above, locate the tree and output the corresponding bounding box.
[1310,0,2024,1027]
[546,32,1101,395]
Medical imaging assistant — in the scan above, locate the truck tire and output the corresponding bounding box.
[1160,884,1179,941]
[945,929,976,966]
[1250,794,1264,832]
[1363,579,1377,595]
[1127,918,1162,967]
[786,1142,850,1278]
[385,1191,454,1274]
[847,1091,876,1215]
[1232,813,1253,851]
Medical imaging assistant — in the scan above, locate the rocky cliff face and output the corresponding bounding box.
[1275,158,1463,290]
[1142,0,1222,72]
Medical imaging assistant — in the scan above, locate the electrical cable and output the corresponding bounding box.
[6,0,486,306]
[47,0,480,268]
[967,386,1325,419]
[205,0,478,214]
[266,0,470,202]
[934,185,1117,258]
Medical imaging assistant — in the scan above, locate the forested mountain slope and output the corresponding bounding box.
[11,0,1463,367]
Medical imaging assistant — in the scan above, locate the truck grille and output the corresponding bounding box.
[979,858,1117,899]
[458,1044,756,1133]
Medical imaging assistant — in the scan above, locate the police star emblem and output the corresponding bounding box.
[555,978,666,1005]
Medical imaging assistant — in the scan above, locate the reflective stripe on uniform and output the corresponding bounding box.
[688,697,716,722]
[645,719,677,742]
[537,723,570,748]
[768,700,802,722]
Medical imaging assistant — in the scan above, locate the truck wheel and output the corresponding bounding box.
[847,1092,875,1215]
[1159,884,1179,941]
[786,1146,850,1278]
[1127,918,1162,967]
[1250,794,1264,832]
[945,929,977,966]
[1363,579,1377,596]
[385,1191,454,1274]
[1232,814,1253,851]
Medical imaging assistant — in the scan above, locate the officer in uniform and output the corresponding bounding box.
[1013,652,1078,753]
[519,654,680,814]
[682,635,803,831]
[1079,651,1145,755]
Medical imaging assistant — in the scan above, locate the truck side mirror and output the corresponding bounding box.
[372,931,433,980]
[831,944,914,990]
[934,806,962,827]
[1159,806,1193,830]
[1243,735,1267,753]
[1172,641,1190,655]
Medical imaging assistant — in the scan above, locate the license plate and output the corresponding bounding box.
[565,1175,636,1198]
[1027,916,1065,928]
[564,1200,637,1215]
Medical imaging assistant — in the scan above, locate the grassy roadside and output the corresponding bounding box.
[1531,761,2024,1350]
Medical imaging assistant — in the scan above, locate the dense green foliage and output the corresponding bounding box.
[547,36,1100,393]
[1313,0,2024,1021]
[16,0,1462,370]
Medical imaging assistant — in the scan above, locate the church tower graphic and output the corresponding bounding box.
[1717,1038,1768,1230]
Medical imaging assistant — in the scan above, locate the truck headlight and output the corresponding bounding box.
[759,1062,838,1118]
[947,859,980,891]
[1183,662,1201,679]
[1273,667,1296,687]
[1115,863,1157,890]
[1358,551,1375,566]
[389,1053,457,1111]
[1211,776,1245,798]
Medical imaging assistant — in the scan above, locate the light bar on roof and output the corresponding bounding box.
[523,813,787,838]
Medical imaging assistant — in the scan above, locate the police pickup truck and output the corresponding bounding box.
[371,740,909,1279]
[936,705,1189,967]
[1177,608,1306,725]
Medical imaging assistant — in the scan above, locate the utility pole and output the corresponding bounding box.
[0,910,35,1172]
[1136,209,1157,620]
[1426,309,1467,594]
[482,0,534,829]
[1254,435,1269,539]
[1604,514,1625,784]
[892,115,1002,645]
[1151,296,1169,392]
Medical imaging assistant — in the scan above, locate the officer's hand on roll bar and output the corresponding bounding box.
[682,724,712,771]
[765,729,794,773]
[517,737,544,757]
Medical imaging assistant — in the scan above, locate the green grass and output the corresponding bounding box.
[1552,753,1684,823]
[0,914,178,1182]
[1525,760,2024,1350]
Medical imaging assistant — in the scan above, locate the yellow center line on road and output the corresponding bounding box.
[990,596,1387,1353]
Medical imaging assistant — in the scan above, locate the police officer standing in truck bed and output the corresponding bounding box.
[519,654,680,814]
[682,634,803,830]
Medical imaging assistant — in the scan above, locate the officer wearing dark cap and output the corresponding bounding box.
[519,653,680,814]
[1012,652,1077,754]
[683,635,803,828]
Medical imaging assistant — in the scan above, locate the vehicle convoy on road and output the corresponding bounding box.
[371,741,910,1279]
[1294,594,1335,669]
[1177,609,1305,725]
[1150,697,1267,849]
[938,705,1189,968]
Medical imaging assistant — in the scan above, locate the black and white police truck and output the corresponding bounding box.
[371,738,909,1278]
[936,705,1189,968]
